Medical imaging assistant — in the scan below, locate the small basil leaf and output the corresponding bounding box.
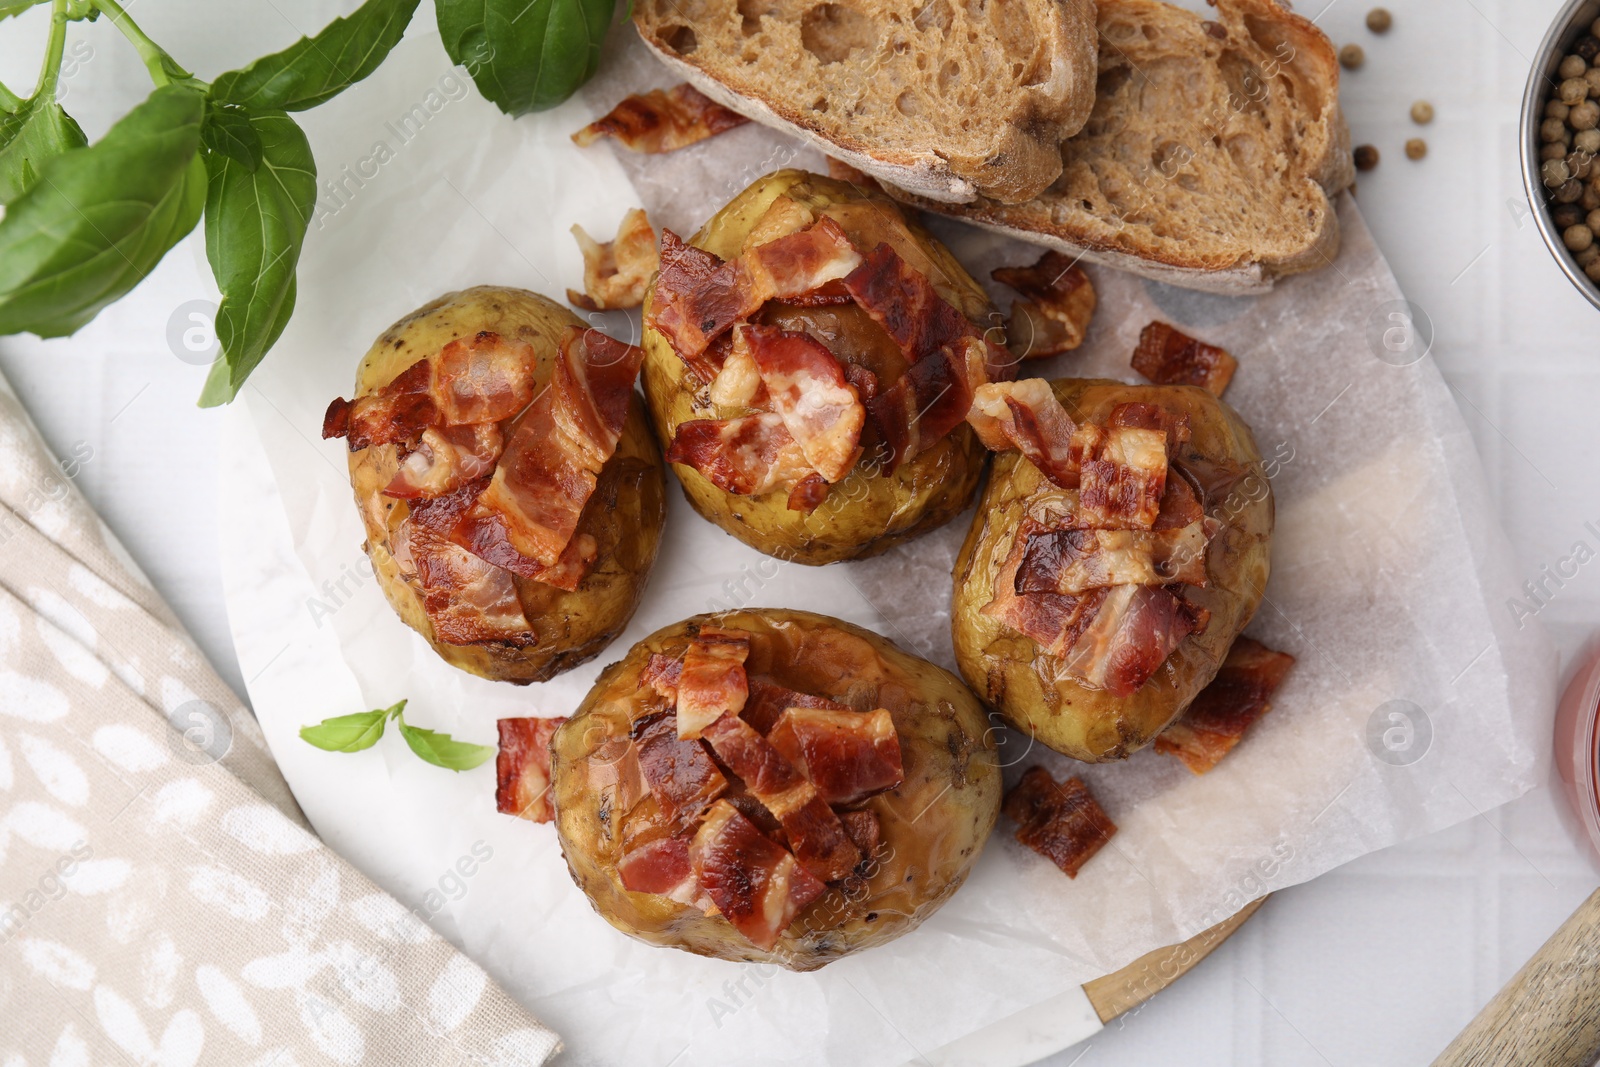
[396,719,497,771]
[0,0,47,20]
[299,706,393,752]
[201,102,262,171]
[212,0,420,112]
[0,84,206,339]
[0,96,87,205]
[436,0,614,117]
[197,108,316,407]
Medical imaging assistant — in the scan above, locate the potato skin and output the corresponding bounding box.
[550,609,1000,970]
[952,379,1274,763]
[640,170,993,565]
[346,286,666,684]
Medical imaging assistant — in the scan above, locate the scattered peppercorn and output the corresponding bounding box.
[1354,144,1379,171]
[1340,43,1365,69]
[1411,101,1434,124]
[1405,138,1427,161]
[1366,7,1391,33]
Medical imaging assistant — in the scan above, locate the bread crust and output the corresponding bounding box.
[633,0,1098,205]
[878,0,1356,292]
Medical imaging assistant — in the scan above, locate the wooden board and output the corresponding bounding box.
[1083,895,1269,1023]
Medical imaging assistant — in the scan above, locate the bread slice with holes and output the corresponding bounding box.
[873,0,1356,294]
[632,0,1099,205]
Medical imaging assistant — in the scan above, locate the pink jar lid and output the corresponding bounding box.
[1554,640,1600,861]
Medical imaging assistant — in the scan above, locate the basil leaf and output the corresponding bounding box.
[298,701,401,752]
[0,0,47,20]
[200,102,262,171]
[0,84,206,339]
[436,0,613,117]
[212,0,420,112]
[197,108,316,407]
[396,719,497,771]
[0,95,86,204]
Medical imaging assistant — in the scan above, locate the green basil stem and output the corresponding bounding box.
[91,0,188,87]
[0,80,23,114]
[33,0,69,100]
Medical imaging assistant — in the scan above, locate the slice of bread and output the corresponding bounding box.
[873,0,1356,294]
[632,0,1098,205]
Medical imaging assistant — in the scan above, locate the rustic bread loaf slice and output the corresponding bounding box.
[632,0,1098,205]
[872,0,1355,294]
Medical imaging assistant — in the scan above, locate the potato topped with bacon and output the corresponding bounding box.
[952,378,1273,762]
[549,609,1000,970]
[640,170,1008,564]
[323,287,666,683]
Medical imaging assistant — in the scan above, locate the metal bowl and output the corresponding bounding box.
[1522,0,1600,312]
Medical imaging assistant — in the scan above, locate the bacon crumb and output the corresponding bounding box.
[572,83,748,154]
[495,717,567,823]
[1004,767,1116,879]
[1154,637,1297,774]
[1131,322,1238,397]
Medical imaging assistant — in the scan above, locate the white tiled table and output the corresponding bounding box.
[1,0,1596,1063]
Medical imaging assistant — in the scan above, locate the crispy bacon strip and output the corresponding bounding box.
[690,800,826,950]
[1131,322,1238,397]
[323,360,437,449]
[1062,584,1208,696]
[967,379,1079,487]
[981,521,1109,658]
[666,413,813,498]
[701,714,860,882]
[843,242,978,362]
[1015,522,1215,595]
[408,532,532,645]
[1004,767,1116,879]
[647,231,734,377]
[744,216,863,301]
[495,717,566,823]
[869,336,987,469]
[641,653,683,702]
[451,506,599,591]
[572,83,749,154]
[993,252,1097,359]
[568,209,659,312]
[478,327,645,567]
[677,627,751,739]
[742,324,864,483]
[1155,637,1296,774]
[383,423,502,499]
[1075,423,1170,530]
[433,331,540,425]
[617,836,708,908]
[631,711,727,824]
[743,677,847,734]
[767,707,903,807]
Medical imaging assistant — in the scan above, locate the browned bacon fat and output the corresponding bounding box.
[568,209,659,312]
[572,83,749,154]
[1131,322,1238,397]
[1004,767,1116,879]
[495,716,567,823]
[1155,637,1297,774]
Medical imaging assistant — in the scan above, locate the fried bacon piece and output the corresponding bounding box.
[1062,584,1208,696]
[869,336,987,469]
[993,251,1097,359]
[1108,401,1192,450]
[743,677,847,734]
[690,800,826,950]
[384,423,503,499]
[401,485,532,645]
[1015,522,1215,595]
[641,653,683,702]
[768,707,904,807]
[701,714,860,882]
[1004,767,1116,879]
[618,836,707,908]
[451,507,599,591]
[1131,322,1238,397]
[742,324,864,483]
[433,331,540,425]
[980,520,1108,657]
[648,232,733,376]
[786,473,830,513]
[677,627,751,739]
[567,209,659,312]
[843,243,977,363]
[572,83,749,154]
[1155,637,1297,774]
[666,413,813,497]
[478,327,645,567]
[495,716,566,823]
[631,712,728,824]
[323,360,437,449]
[1074,423,1170,530]
[966,379,1079,487]
[743,216,863,302]
[839,809,881,860]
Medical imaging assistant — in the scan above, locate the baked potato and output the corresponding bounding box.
[640,169,998,564]
[549,608,1000,970]
[953,378,1273,762]
[327,286,666,683]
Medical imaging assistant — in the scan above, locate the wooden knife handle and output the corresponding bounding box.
[1432,887,1600,1067]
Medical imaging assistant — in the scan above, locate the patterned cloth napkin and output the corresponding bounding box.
[0,373,560,1066]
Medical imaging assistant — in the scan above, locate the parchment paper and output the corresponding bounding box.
[218,23,1557,1067]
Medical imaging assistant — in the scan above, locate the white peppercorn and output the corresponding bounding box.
[1587,67,1600,95]
[1565,223,1595,251]
[1544,142,1572,162]
[1584,183,1600,211]
[1587,259,1600,283]
[1579,244,1600,268]
[1549,99,1573,120]
[1545,116,1573,141]
[1588,208,1600,233]
[1545,158,1573,185]
[1555,203,1586,230]
[1577,129,1600,154]
[1572,151,1596,180]
[1558,179,1586,203]
[1574,101,1600,130]
[1563,78,1590,105]
[1366,7,1391,33]
[1411,101,1434,124]
[1340,44,1365,69]
[1406,138,1428,161]
[1562,54,1589,80]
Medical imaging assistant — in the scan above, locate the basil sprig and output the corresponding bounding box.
[300,699,497,772]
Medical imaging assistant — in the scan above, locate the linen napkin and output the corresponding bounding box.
[0,371,560,1067]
